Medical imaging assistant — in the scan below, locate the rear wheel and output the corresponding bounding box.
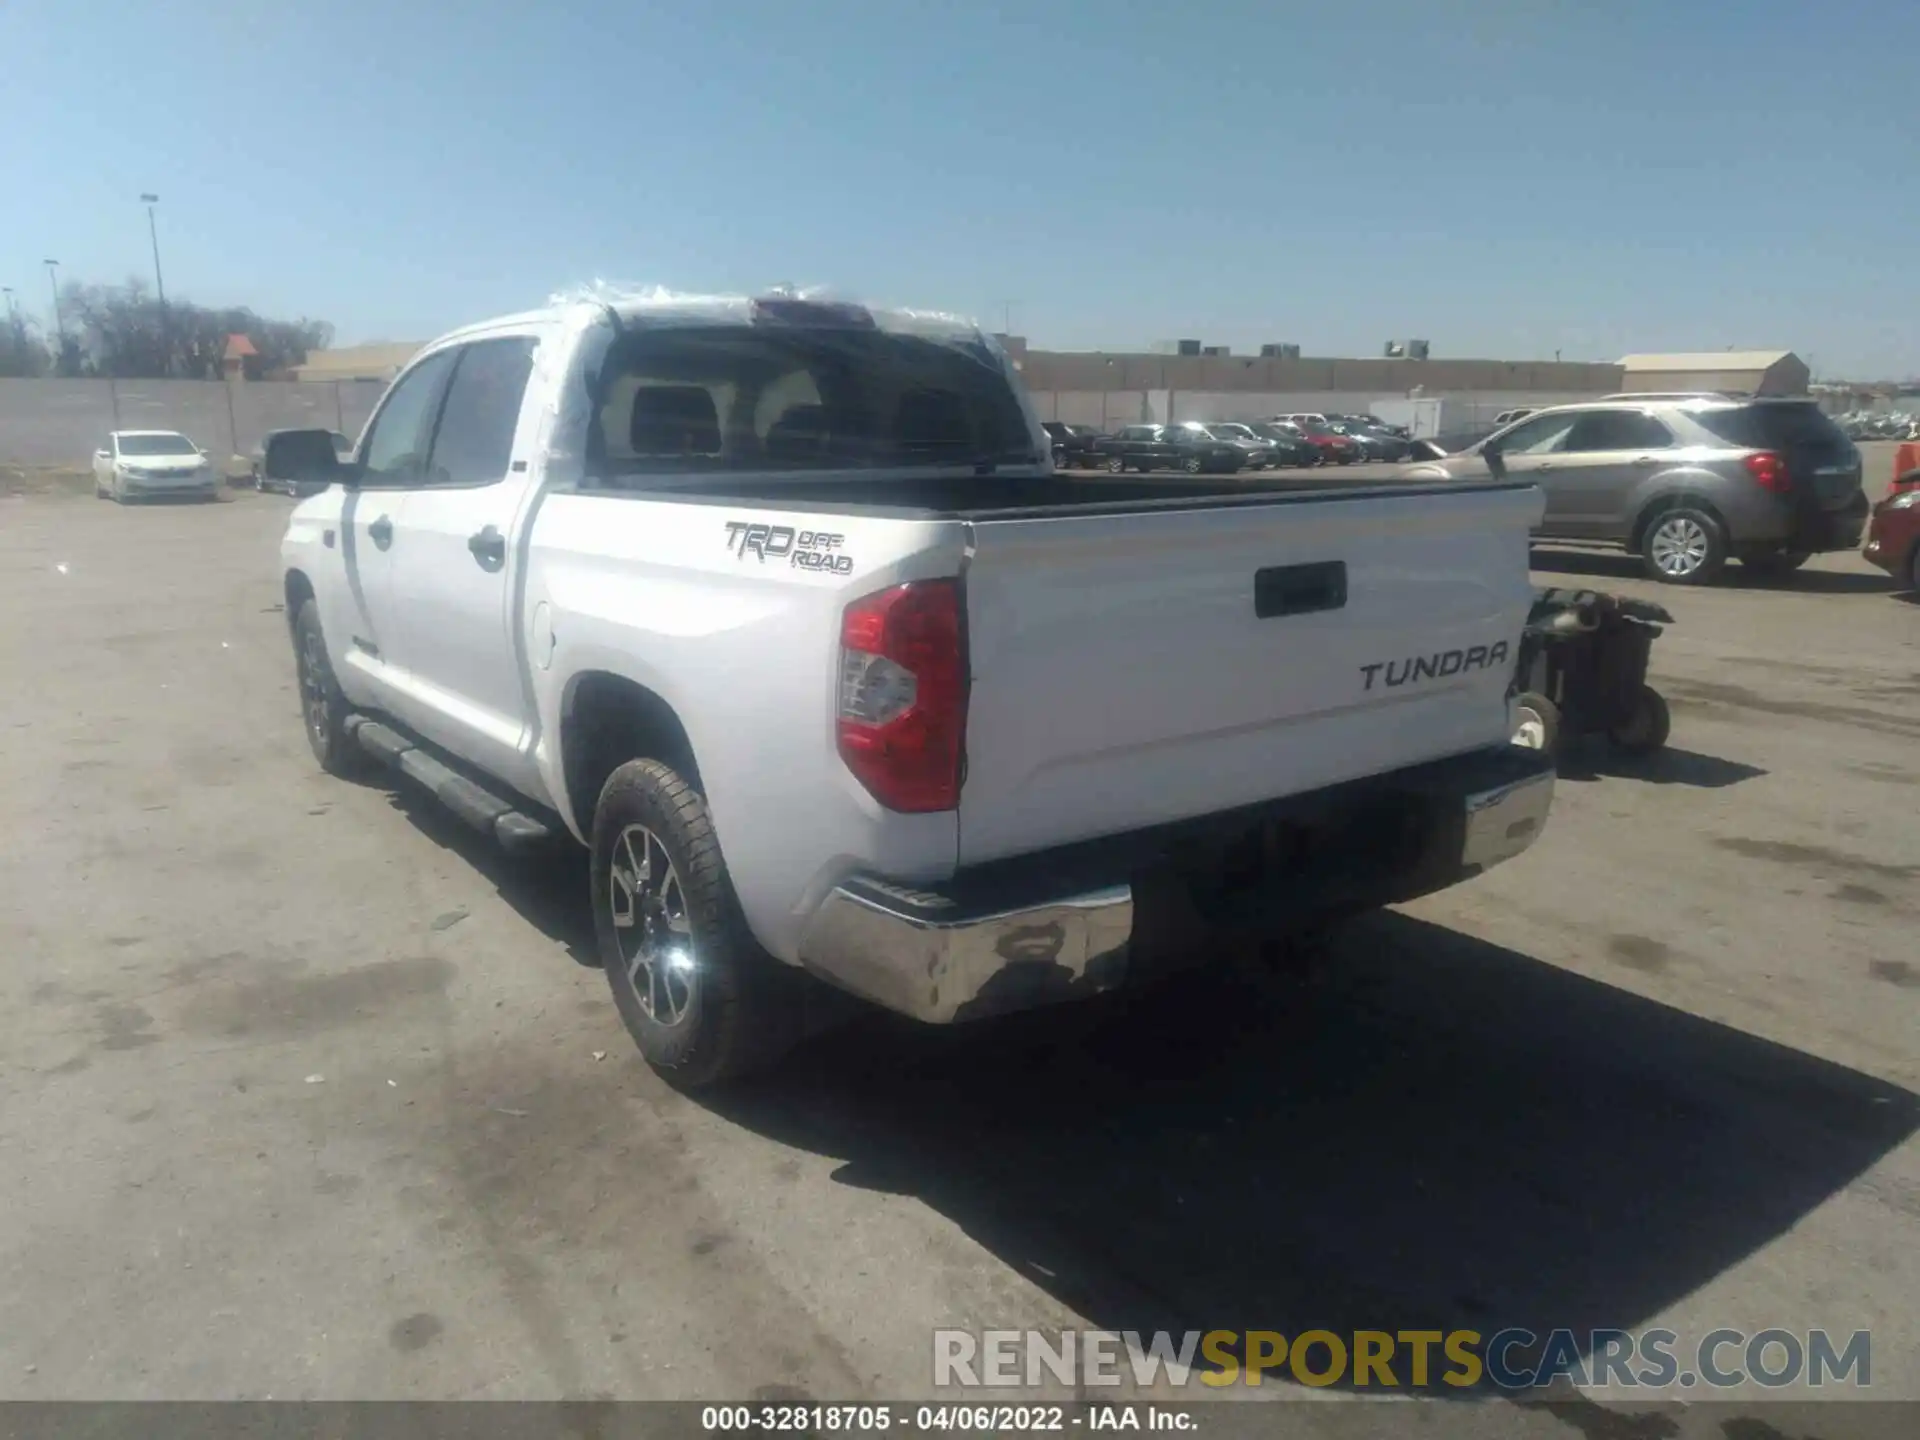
[1183,455,1203,474]
[1640,507,1727,585]
[592,758,800,1089]
[1105,455,1126,474]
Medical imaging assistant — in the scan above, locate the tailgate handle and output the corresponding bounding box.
[1254,560,1347,619]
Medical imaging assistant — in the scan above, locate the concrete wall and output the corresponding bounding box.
[0,379,390,468]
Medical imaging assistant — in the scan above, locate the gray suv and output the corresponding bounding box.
[1406,395,1867,584]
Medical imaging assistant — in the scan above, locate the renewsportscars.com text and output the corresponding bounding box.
[933,1328,1872,1391]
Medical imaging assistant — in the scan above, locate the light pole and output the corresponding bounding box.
[141,193,169,373]
[1,286,16,322]
[43,260,63,369]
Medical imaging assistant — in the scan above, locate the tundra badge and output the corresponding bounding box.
[1360,642,1509,692]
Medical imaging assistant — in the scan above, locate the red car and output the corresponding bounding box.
[1862,479,1920,589]
[1271,418,1362,465]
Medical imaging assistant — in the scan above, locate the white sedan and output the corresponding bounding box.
[93,431,218,502]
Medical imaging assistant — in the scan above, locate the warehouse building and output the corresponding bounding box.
[1615,351,1809,396]
[286,342,424,383]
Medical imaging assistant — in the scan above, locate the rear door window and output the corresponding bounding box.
[1562,410,1673,452]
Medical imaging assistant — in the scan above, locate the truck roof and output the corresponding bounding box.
[432,289,988,348]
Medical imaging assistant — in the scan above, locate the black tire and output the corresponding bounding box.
[1742,550,1810,580]
[1183,455,1202,474]
[1639,505,1727,585]
[591,758,800,1089]
[1608,685,1671,756]
[291,598,367,776]
[1105,455,1126,474]
[1510,691,1561,753]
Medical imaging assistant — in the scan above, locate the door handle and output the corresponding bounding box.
[1629,455,1660,467]
[468,524,506,568]
[368,515,393,548]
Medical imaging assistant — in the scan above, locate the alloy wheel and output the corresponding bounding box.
[1649,516,1710,577]
[608,825,695,1025]
[297,627,331,750]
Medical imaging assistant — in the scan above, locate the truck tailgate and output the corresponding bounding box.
[957,482,1544,865]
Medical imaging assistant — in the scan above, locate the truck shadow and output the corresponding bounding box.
[707,910,1917,1386]
[370,779,602,969]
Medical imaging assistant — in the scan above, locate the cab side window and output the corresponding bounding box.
[360,350,459,486]
[424,337,538,486]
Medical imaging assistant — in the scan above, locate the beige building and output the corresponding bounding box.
[1616,351,1809,396]
[288,342,424,383]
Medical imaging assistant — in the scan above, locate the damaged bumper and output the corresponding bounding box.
[797,745,1554,1025]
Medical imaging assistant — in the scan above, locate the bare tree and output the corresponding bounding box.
[0,310,50,378]
[58,277,333,379]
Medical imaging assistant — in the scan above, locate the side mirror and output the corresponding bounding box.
[1482,442,1507,479]
[263,428,358,488]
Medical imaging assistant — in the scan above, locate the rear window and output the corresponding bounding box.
[588,324,1034,478]
[1692,404,1851,453]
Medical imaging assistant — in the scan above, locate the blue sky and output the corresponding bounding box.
[3,0,1914,376]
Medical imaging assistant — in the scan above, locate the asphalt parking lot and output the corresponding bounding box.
[0,471,1914,1428]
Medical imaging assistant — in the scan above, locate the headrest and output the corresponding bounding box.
[629,386,720,456]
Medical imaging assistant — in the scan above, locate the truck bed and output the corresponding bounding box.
[611,470,1524,519]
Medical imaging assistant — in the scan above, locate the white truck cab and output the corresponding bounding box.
[278,289,1554,1086]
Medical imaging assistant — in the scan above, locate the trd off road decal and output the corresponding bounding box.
[723,520,855,574]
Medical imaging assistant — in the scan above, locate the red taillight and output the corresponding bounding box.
[1743,451,1790,493]
[836,580,965,812]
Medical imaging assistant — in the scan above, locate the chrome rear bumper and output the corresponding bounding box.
[797,746,1553,1025]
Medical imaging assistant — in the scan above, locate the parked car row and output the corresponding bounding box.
[1044,412,1412,474]
[1838,410,1919,441]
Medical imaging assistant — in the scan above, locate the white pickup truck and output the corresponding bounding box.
[275,290,1554,1087]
